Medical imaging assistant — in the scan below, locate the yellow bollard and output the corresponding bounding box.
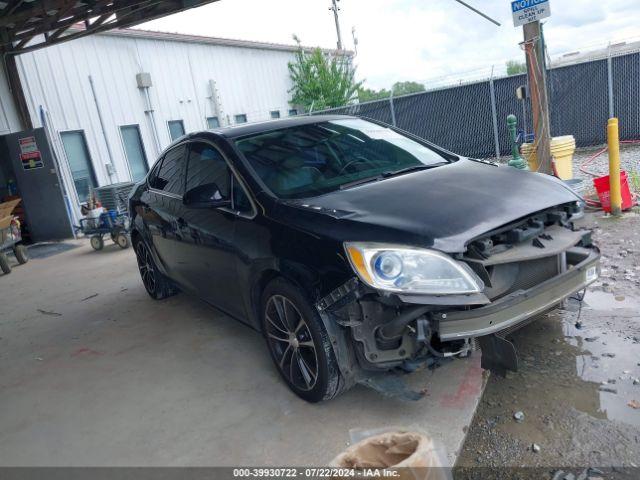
[607,118,622,216]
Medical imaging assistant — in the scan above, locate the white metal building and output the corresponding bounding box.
[1,28,341,225]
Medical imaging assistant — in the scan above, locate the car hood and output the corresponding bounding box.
[279,159,581,253]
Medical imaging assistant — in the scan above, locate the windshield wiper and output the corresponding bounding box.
[382,163,448,178]
[339,175,383,190]
[339,163,449,191]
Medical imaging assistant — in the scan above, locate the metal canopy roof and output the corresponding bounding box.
[0,0,220,53]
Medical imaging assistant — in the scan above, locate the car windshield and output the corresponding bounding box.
[235,118,453,199]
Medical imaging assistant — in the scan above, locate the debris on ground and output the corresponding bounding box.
[531,443,540,453]
[513,411,525,423]
[81,293,99,301]
[598,386,617,394]
[37,309,61,316]
[458,211,640,470]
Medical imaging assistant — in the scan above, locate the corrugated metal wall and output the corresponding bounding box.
[16,31,298,192]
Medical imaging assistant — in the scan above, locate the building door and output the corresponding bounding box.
[60,131,97,203]
[120,125,148,182]
[1,128,73,241]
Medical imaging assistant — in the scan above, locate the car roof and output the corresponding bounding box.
[207,114,358,139]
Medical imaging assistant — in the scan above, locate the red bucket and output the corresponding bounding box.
[593,171,634,213]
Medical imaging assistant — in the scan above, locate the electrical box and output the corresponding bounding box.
[516,85,528,100]
[136,72,152,88]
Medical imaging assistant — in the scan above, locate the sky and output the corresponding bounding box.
[139,0,640,90]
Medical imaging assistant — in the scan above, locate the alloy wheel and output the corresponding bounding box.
[265,295,319,391]
[136,242,156,294]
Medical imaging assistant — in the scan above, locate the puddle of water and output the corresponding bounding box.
[583,290,640,311]
[560,294,640,428]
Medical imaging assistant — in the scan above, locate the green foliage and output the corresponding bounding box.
[629,169,640,193]
[392,81,426,96]
[358,87,391,102]
[506,60,527,76]
[358,81,426,102]
[288,35,362,111]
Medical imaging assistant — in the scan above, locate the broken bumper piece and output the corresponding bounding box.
[435,247,599,341]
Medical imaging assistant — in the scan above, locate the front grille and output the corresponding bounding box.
[508,256,559,292]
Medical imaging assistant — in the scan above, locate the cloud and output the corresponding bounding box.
[139,0,638,90]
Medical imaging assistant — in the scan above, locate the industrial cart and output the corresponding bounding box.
[0,220,28,274]
[77,211,130,251]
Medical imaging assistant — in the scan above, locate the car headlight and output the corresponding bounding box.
[344,242,483,295]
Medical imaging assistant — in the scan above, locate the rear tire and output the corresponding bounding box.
[134,239,177,300]
[13,244,29,264]
[261,277,346,403]
[115,233,130,249]
[0,252,11,274]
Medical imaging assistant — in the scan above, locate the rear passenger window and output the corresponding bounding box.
[151,145,186,195]
[186,142,231,199]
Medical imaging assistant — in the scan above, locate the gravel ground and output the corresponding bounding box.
[454,211,640,480]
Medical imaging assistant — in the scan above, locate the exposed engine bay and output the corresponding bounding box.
[317,202,600,386]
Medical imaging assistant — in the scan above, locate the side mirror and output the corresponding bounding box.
[183,183,231,208]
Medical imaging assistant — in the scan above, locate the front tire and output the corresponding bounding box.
[90,235,104,251]
[13,244,29,264]
[134,239,177,300]
[0,252,11,274]
[261,278,345,403]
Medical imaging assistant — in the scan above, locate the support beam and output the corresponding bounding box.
[2,50,32,129]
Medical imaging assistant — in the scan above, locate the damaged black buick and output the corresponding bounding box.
[129,115,600,402]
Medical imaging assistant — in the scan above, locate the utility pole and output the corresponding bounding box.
[329,0,343,50]
[523,21,552,174]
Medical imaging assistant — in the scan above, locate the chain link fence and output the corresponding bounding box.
[311,47,640,160]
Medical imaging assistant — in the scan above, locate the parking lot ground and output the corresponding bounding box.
[457,211,640,476]
[0,241,484,467]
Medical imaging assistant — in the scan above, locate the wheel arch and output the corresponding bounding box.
[250,261,321,332]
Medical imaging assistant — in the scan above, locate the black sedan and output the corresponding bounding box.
[129,115,599,402]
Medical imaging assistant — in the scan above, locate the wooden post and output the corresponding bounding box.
[523,21,552,175]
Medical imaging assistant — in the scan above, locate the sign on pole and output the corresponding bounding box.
[511,0,550,27]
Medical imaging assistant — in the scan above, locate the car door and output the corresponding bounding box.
[145,144,189,286]
[179,141,245,316]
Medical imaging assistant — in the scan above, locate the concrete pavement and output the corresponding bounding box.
[0,241,484,466]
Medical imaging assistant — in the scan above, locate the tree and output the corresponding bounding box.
[358,87,391,102]
[288,35,362,111]
[392,81,426,96]
[506,60,527,76]
[358,81,425,103]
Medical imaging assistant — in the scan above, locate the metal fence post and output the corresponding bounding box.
[489,68,501,159]
[607,44,615,118]
[389,88,397,126]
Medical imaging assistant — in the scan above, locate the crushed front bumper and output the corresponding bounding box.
[434,246,600,341]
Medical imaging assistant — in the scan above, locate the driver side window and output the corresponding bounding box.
[186,142,231,202]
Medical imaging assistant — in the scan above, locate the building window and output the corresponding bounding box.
[60,131,97,203]
[167,120,185,141]
[206,116,220,129]
[234,114,247,124]
[270,110,280,119]
[120,125,148,182]
[288,109,298,116]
